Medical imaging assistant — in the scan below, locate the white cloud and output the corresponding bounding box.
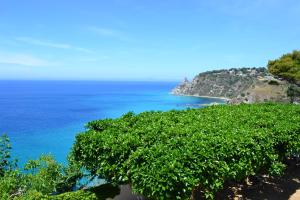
[15,37,94,53]
[89,27,121,37]
[88,26,131,41]
[0,52,51,66]
[73,47,94,54]
[77,55,111,62]
[16,37,71,49]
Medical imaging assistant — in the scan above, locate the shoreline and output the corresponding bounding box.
[170,93,230,101]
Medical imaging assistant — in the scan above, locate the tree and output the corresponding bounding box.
[268,50,300,84]
[0,134,16,177]
[0,134,84,199]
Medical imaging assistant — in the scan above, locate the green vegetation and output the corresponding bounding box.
[267,51,300,102]
[0,134,85,200]
[0,134,16,177]
[72,103,300,199]
[268,80,279,85]
[287,84,300,103]
[2,103,300,199]
[0,135,120,199]
[14,189,97,200]
[268,50,300,83]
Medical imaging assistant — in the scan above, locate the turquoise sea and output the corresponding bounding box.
[0,81,224,165]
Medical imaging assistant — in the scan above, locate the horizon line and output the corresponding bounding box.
[0,78,181,82]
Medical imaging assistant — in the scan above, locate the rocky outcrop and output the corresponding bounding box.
[172,68,268,98]
[172,67,298,104]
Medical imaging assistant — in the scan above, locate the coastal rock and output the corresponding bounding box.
[172,68,298,104]
[172,68,268,98]
[171,77,192,95]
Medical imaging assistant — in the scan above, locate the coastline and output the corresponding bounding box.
[170,93,230,102]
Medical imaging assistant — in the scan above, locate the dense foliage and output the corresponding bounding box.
[268,50,300,83]
[287,84,300,103]
[0,135,16,177]
[0,134,84,199]
[14,189,97,200]
[72,103,300,199]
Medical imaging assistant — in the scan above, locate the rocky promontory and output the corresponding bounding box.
[172,68,296,104]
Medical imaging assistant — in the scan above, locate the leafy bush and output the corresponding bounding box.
[0,135,83,199]
[0,170,24,199]
[50,190,97,200]
[268,80,279,85]
[15,189,97,200]
[0,134,16,177]
[14,190,48,200]
[287,84,300,103]
[0,134,23,199]
[24,154,82,195]
[72,103,300,199]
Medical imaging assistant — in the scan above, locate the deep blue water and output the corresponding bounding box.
[0,81,224,165]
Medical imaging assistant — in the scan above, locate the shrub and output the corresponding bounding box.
[24,154,81,195]
[0,170,24,199]
[0,135,83,199]
[287,84,300,103]
[72,103,300,199]
[50,190,97,200]
[15,189,97,200]
[268,80,279,85]
[0,134,16,177]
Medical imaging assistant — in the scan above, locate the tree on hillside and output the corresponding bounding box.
[268,50,300,84]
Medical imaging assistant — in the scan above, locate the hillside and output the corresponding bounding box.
[171,67,294,103]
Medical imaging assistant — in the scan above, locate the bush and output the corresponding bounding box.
[15,189,97,200]
[15,190,48,200]
[24,154,82,195]
[0,135,83,200]
[287,84,300,103]
[50,190,97,200]
[0,170,24,199]
[268,80,279,85]
[0,134,16,177]
[72,103,300,199]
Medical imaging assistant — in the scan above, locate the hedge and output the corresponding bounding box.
[71,103,300,199]
[14,190,97,200]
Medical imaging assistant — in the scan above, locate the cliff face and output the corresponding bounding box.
[171,68,294,104]
[172,68,269,98]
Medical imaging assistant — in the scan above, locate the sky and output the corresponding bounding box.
[0,0,300,81]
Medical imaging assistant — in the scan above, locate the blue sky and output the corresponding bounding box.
[0,0,299,81]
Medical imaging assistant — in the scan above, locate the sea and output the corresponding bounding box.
[0,80,224,166]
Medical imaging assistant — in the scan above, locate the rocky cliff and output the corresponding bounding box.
[172,68,294,103]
